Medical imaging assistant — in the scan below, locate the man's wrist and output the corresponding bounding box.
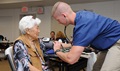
[55,49,61,54]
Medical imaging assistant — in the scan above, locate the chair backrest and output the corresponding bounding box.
[5,46,16,71]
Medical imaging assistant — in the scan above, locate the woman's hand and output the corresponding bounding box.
[28,63,40,71]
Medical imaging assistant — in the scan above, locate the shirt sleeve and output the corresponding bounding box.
[73,11,102,47]
[13,40,30,71]
[73,23,98,47]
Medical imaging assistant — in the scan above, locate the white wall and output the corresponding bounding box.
[0,0,120,41]
[0,7,52,41]
[71,0,120,21]
[0,9,19,41]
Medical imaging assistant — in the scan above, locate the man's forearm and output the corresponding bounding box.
[56,52,70,63]
[62,43,72,48]
[56,51,78,64]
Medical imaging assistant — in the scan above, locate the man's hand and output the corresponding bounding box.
[53,41,62,51]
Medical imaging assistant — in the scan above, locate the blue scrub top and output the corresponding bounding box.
[73,10,120,50]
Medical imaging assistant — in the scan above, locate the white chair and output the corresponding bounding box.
[86,52,97,71]
[5,46,16,71]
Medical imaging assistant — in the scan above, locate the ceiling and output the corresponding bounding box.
[0,0,116,9]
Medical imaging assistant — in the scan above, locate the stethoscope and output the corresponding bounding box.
[64,26,70,43]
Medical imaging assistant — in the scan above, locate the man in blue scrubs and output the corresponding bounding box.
[51,1,120,71]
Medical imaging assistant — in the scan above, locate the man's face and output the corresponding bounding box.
[54,14,69,26]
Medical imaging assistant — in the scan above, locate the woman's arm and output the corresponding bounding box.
[13,40,40,71]
[28,63,40,71]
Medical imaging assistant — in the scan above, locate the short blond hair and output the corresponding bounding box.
[51,1,73,17]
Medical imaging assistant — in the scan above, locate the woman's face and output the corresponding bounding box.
[50,32,55,38]
[27,24,40,40]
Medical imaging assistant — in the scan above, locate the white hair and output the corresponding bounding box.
[19,15,41,34]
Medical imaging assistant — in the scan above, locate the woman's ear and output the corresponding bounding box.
[25,28,30,34]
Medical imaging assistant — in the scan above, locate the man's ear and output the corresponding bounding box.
[64,15,66,18]
[61,13,66,18]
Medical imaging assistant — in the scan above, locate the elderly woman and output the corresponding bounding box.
[13,15,48,71]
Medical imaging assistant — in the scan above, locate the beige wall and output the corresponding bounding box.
[0,0,120,41]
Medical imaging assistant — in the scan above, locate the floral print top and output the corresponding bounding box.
[13,40,31,71]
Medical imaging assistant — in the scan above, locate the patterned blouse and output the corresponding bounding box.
[13,40,49,71]
[13,40,31,71]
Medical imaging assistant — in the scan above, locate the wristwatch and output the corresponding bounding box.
[55,49,61,54]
